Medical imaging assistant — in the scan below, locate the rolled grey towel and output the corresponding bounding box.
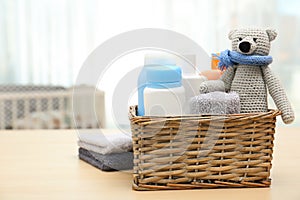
[79,148,133,171]
[189,91,240,115]
[199,80,226,94]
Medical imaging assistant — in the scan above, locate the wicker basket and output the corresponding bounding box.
[129,105,280,190]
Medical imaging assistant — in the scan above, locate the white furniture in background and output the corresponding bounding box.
[72,85,106,129]
[0,85,105,129]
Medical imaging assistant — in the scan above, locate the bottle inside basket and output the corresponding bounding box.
[137,53,177,116]
[143,65,185,116]
[176,54,207,113]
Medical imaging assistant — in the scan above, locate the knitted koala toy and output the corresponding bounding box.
[199,28,294,124]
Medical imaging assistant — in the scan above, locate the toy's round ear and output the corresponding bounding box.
[266,29,277,42]
[228,29,237,40]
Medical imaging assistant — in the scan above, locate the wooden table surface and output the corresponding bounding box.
[0,128,299,200]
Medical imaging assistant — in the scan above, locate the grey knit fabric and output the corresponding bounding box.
[199,28,295,124]
[189,92,240,115]
[229,28,276,55]
[230,64,268,113]
[262,66,295,124]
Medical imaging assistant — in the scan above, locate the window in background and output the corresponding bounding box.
[0,0,168,86]
[0,0,299,126]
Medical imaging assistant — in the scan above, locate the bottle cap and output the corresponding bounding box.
[146,65,182,88]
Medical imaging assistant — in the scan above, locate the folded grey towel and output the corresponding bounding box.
[77,130,132,154]
[79,153,113,171]
[79,148,133,171]
[189,91,240,115]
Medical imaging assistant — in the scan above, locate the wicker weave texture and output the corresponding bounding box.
[129,106,280,190]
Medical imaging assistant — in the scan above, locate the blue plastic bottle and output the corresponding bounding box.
[143,65,185,116]
[137,67,147,116]
[137,54,177,116]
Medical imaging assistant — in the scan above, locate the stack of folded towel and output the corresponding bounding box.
[77,131,133,171]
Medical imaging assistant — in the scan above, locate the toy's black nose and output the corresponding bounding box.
[239,41,251,53]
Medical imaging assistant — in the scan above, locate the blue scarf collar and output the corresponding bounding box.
[216,50,273,71]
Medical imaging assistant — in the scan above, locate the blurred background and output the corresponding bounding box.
[0,0,299,128]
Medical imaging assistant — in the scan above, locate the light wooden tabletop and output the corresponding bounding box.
[0,128,299,200]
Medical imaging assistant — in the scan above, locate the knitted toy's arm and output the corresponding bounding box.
[199,66,236,93]
[220,66,236,91]
[262,66,295,124]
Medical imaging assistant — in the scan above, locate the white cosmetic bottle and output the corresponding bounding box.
[143,65,185,116]
[176,55,207,113]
